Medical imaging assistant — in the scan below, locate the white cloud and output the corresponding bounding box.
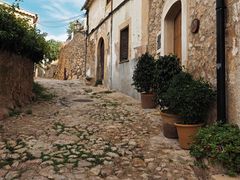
[46,33,68,42]
[40,0,85,21]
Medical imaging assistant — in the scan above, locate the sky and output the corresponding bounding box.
[3,0,86,42]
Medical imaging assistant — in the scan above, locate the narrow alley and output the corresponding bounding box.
[0,79,198,180]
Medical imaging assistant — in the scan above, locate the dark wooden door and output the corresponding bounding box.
[174,10,182,61]
[100,40,104,80]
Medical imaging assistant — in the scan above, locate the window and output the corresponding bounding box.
[120,26,129,62]
[106,0,111,5]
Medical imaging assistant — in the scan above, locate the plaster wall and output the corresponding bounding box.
[88,0,111,32]
[111,0,147,99]
[86,0,149,99]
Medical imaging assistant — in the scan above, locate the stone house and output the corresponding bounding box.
[83,0,240,126]
[147,0,240,126]
[83,0,149,99]
[0,1,38,25]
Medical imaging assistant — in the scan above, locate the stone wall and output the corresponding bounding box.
[148,0,240,126]
[55,32,86,80]
[0,50,34,119]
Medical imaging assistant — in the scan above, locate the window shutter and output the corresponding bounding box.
[120,26,129,62]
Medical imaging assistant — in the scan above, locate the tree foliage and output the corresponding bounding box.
[45,39,62,62]
[0,4,49,63]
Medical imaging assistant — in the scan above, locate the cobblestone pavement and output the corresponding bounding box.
[0,79,200,180]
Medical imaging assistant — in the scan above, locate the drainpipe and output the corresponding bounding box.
[216,0,226,123]
[84,11,89,78]
[110,0,113,89]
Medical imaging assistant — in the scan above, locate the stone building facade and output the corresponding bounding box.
[0,1,38,25]
[148,0,240,126]
[55,32,86,80]
[83,0,149,98]
[83,0,240,126]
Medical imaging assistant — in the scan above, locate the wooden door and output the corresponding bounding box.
[100,39,104,80]
[174,10,182,61]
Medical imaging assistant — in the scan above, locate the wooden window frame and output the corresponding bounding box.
[120,26,129,63]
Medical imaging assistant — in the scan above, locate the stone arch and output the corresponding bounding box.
[161,0,188,66]
[97,37,105,82]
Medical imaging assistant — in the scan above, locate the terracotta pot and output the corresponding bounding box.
[140,92,156,109]
[160,111,182,139]
[175,123,204,150]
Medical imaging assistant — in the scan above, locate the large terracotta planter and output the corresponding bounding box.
[160,111,182,138]
[175,123,204,150]
[140,92,156,109]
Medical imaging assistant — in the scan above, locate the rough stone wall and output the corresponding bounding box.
[148,0,240,126]
[44,64,58,79]
[148,0,165,56]
[55,32,86,80]
[0,50,34,118]
[225,0,240,126]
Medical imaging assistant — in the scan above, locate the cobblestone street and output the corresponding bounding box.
[0,79,199,180]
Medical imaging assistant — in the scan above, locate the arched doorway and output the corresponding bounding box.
[97,38,105,82]
[161,0,188,66]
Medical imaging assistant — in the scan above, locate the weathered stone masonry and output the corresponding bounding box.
[148,0,240,126]
[0,51,34,118]
[56,32,86,80]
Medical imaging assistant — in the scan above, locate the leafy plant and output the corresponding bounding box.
[132,53,155,93]
[160,72,216,124]
[154,54,182,101]
[190,123,240,176]
[45,39,62,62]
[0,5,50,63]
[32,82,55,101]
[8,109,22,117]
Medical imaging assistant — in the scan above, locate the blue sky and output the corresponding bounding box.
[3,0,86,42]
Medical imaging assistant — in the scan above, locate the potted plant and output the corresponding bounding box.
[132,53,156,109]
[161,72,216,149]
[154,54,182,138]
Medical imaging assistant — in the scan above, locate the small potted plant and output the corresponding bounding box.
[132,53,156,109]
[161,72,216,149]
[154,54,182,138]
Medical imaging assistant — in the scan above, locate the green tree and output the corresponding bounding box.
[45,39,62,62]
[67,21,75,38]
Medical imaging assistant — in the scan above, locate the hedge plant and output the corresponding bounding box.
[154,54,182,103]
[132,53,155,93]
[0,5,49,63]
[160,72,216,123]
[190,123,240,176]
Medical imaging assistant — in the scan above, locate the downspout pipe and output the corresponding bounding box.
[110,0,113,89]
[216,0,227,123]
[85,10,89,78]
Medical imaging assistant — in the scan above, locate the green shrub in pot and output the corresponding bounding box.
[132,53,156,108]
[160,72,216,124]
[161,72,216,148]
[154,54,182,104]
[132,52,155,93]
